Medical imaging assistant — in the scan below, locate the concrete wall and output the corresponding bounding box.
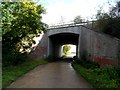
[47,26,81,58]
[28,26,81,60]
[47,26,81,36]
[80,26,120,67]
[28,33,48,60]
[28,25,120,67]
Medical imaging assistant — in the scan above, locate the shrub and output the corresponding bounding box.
[45,55,55,62]
[3,49,27,67]
[72,56,100,69]
[72,50,120,88]
[72,63,120,88]
[72,56,81,64]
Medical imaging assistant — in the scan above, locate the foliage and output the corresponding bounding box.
[74,15,83,24]
[72,58,100,69]
[45,55,56,62]
[72,48,120,88]
[1,2,46,49]
[2,49,27,67]
[59,16,65,25]
[1,2,46,66]
[2,60,48,88]
[72,44,120,88]
[72,50,100,69]
[78,60,99,69]
[63,45,71,56]
[72,63,120,88]
[117,47,120,62]
[95,1,120,39]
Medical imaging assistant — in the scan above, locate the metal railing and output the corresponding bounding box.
[48,21,97,30]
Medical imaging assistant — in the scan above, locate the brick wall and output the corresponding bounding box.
[29,47,47,60]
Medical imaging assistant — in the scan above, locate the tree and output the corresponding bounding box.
[2,2,46,48]
[59,16,65,25]
[95,1,120,39]
[74,15,83,24]
[63,45,71,56]
[1,1,46,66]
[109,1,120,17]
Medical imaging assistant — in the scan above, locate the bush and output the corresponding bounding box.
[45,55,55,62]
[72,63,120,88]
[72,50,120,88]
[93,67,120,88]
[72,56,81,64]
[12,52,27,65]
[72,56,100,69]
[81,60,99,69]
[3,49,27,67]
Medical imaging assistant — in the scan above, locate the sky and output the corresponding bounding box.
[38,0,118,26]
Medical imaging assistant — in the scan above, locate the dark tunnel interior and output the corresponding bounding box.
[48,33,79,58]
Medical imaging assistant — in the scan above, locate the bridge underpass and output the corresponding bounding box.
[8,25,120,88]
[48,33,79,58]
[29,25,120,67]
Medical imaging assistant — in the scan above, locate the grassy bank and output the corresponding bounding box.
[72,61,120,88]
[2,60,48,88]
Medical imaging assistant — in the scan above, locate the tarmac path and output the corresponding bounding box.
[7,60,93,88]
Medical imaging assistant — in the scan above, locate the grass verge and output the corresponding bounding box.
[2,60,48,88]
[72,63,120,88]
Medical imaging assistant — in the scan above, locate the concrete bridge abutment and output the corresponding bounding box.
[29,25,120,67]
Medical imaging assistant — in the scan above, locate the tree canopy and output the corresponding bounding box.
[2,2,46,48]
[74,15,83,24]
[95,1,120,39]
[1,1,46,66]
[63,45,71,56]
